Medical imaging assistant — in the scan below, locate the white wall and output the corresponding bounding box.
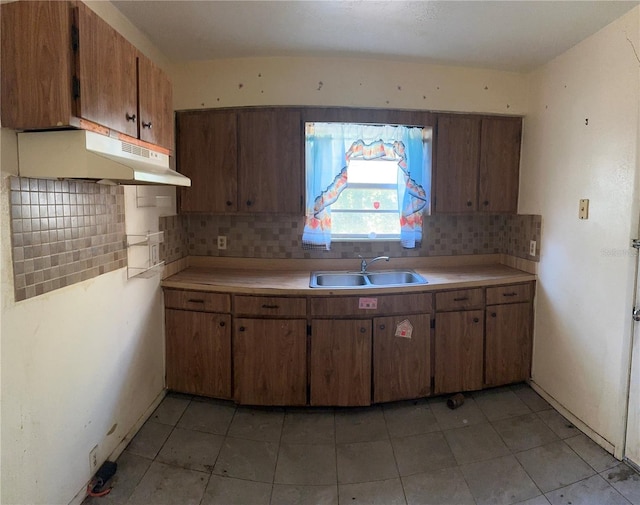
[0,2,173,504]
[519,6,640,457]
[171,56,528,114]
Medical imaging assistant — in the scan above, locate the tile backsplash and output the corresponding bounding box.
[160,213,541,262]
[9,177,126,301]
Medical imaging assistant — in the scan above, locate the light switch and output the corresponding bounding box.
[579,199,589,220]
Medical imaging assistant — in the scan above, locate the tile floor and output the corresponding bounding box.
[83,384,640,505]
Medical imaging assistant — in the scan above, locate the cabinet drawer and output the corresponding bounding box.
[234,296,307,317]
[486,283,533,305]
[310,292,433,317]
[164,289,231,313]
[436,288,484,312]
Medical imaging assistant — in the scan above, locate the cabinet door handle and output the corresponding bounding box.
[360,327,367,333]
[187,299,205,304]
[238,326,246,332]
[473,317,480,323]
[503,292,518,297]
[219,321,226,327]
[142,121,153,129]
[261,304,279,309]
[379,324,385,330]
[490,312,497,318]
[126,113,136,122]
[453,297,469,302]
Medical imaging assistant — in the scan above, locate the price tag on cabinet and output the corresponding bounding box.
[395,319,413,339]
[358,297,378,309]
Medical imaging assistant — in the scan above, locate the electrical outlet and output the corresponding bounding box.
[529,240,537,257]
[217,236,227,250]
[89,445,98,473]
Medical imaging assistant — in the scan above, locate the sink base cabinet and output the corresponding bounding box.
[373,314,431,403]
[434,310,484,394]
[310,319,372,406]
[233,318,307,406]
[485,302,533,386]
[165,309,232,399]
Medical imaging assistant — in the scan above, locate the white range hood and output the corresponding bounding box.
[17,129,191,187]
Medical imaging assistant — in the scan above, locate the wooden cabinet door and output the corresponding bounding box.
[373,314,431,403]
[485,302,532,386]
[434,115,480,213]
[165,309,231,398]
[76,3,138,137]
[138,54,174,149]
[479,117,522,213]
[434,310,483,394]
[233,318,307,405]
[177,110,238,213]
[237,109,303,213]
[1,1,73,130]
[310,319,372,406]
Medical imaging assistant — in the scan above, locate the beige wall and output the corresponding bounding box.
[0,2,171,504]
[519,6,640,457]
[171,56,528,114]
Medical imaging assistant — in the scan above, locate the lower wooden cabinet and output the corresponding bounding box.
[434,310,484,394]
[165,309,232,398]
[233,318,307,406]
[373,314,431,403]
[310,319,372,406]
[485,302,533,386]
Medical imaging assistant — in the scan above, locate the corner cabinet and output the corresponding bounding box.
[434,114,522,214]
[176,108,303,214]
[1,1,174,150]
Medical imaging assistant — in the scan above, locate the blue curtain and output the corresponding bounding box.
[302,123,430,250]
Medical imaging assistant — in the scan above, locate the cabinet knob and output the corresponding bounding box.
[219,321,225,327]
[483,200,489,206]
[246,200,253,207]
[360,327,367,333]
[142,121,153,129]
[226,201,233,207]
[126,113,136,122]
[473,317,479,323]
[379,324,385,330]
[239,326,246,332]
[466,200,472,207]
[491,312,497,318]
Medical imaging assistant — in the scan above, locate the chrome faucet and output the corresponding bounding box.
[358,255,390,273]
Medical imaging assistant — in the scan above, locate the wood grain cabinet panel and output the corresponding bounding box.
[311,319,372,406]
[237,108,303,213]
[435,288,484,312]
[434,115,481,213]
[486,283,533,305]
[310,292,433,317]
[434,310,484,394]
[485,302,533,386]
[233,318,307,406]
[233,296,306,317]
[138,54,174,149]
[479,117,522,213]
[176,110,238,212]
[373,314,431,403]
[164,289,231,313]
[165,309,232,398]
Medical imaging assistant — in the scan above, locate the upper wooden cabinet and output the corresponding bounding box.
[176,108,303,214]
[1,1,174,150]
[177,110,238,213]
[434,114,522,214]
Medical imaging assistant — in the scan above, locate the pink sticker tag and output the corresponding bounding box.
[358,297,378,310]
[395,319,414,339]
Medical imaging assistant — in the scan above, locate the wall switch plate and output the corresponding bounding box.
[217,236,227,250]
[529,240,537,256]
[579,199,589,219]
[89,445,98,473]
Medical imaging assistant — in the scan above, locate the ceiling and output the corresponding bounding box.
[112,1,639,72]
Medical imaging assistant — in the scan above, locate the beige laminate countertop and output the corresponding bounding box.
[161,259,536,296]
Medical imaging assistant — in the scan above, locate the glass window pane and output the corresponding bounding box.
[332,211,400,237]
[332,187,398,211]
[347,159,398,184]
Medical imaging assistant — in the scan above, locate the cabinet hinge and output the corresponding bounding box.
[307,325,312,336]
[430,319,435,329]
[632,239,640,250]
[72,76,80,100]
[71,25,79,52]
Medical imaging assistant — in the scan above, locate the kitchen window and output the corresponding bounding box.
[302,122,431,250]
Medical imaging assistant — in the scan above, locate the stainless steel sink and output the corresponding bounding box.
[309,270,427,288]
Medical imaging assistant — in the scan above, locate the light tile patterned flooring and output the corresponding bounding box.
[84,384,640,505]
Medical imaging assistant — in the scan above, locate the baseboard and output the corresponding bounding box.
[528,379,618,458]
[67,389,168,505]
